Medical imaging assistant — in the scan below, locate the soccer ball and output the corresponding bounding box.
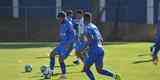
[40,65,48,73]
[24,64,32,72]
[43,67,52,79]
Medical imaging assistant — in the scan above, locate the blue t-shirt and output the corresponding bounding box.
[85,23,103,48]
[59,19,75,45]
[72,18,85,39]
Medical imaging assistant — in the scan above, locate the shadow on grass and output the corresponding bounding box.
[29,71,81,80]
[55,64,76,68]
[36,56,49,59]
[21,71,33,74]
[132,59,152,64]
[137,54,151,57]
[37,77,58,80]
[0,42,57,49]
[29,75,42,78]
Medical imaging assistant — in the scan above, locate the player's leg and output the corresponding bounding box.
[74,41,86,64]
[58,55,67,79]
[95,48,121,80]
[73,42,82,64]
[84,48,96,80]
[77,51,86,72]
[49,50,56,74]
[59,55,67,74]
[73,51,81,64]
[75,50,85,62]
[84,61,95,80]
[49,45,66,74]
[152,43,160,65]
[95,49,114,77]
[57,47,71,79]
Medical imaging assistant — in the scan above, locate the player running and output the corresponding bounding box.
[83,12,121,80]
[49,11,75,79]
[65,9,85,64]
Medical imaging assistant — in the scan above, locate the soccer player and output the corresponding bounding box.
[73,9,86,65]
[49,11,75,79]
[83,12,121,80]
[66,9,86,66]
[151,26,160,65]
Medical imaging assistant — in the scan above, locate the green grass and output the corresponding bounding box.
[0,42,160,80]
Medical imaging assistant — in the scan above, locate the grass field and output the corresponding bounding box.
[0,42,160,80]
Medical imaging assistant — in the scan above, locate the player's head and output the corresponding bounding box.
[84,12,92,25]
[57,11,66,23]
[66,9,73,18]
[75,9,84,19]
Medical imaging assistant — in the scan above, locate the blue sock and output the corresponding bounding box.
[85,67,95,80]
[60,62,66,74]
[99,69,114,77]
[50,56,55,70]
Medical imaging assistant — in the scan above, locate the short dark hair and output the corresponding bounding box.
[84,12,92,22]
[76,9,83,15]
[57,11,66,18]
[66,10,73,16]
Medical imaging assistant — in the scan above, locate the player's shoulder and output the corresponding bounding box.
[87,23,97,30]
[91,23,97,28]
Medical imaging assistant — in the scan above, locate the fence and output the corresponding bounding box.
[0,6,156,42]
[0,7,58,42]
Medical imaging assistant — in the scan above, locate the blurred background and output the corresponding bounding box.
[0,0,159,42]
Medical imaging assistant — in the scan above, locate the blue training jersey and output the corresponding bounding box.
[73,18,85,40]
[59,19,75,45]
[85,23,103,48]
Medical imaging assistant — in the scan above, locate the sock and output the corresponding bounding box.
[85,67,95,80]
[99,69,114,77]
[50,56,55,71]
[60,62,66,74]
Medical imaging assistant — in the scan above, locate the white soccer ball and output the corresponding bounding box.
[24,64,32,72]
[40,65,48,73]
[43,67,52,79]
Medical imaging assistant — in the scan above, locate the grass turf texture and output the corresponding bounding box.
[0,42,160,80]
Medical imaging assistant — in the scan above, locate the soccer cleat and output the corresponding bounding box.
[113,73,122,80]
[43,68,53,79]
[152,55,159,65]
[73,60,80,65]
